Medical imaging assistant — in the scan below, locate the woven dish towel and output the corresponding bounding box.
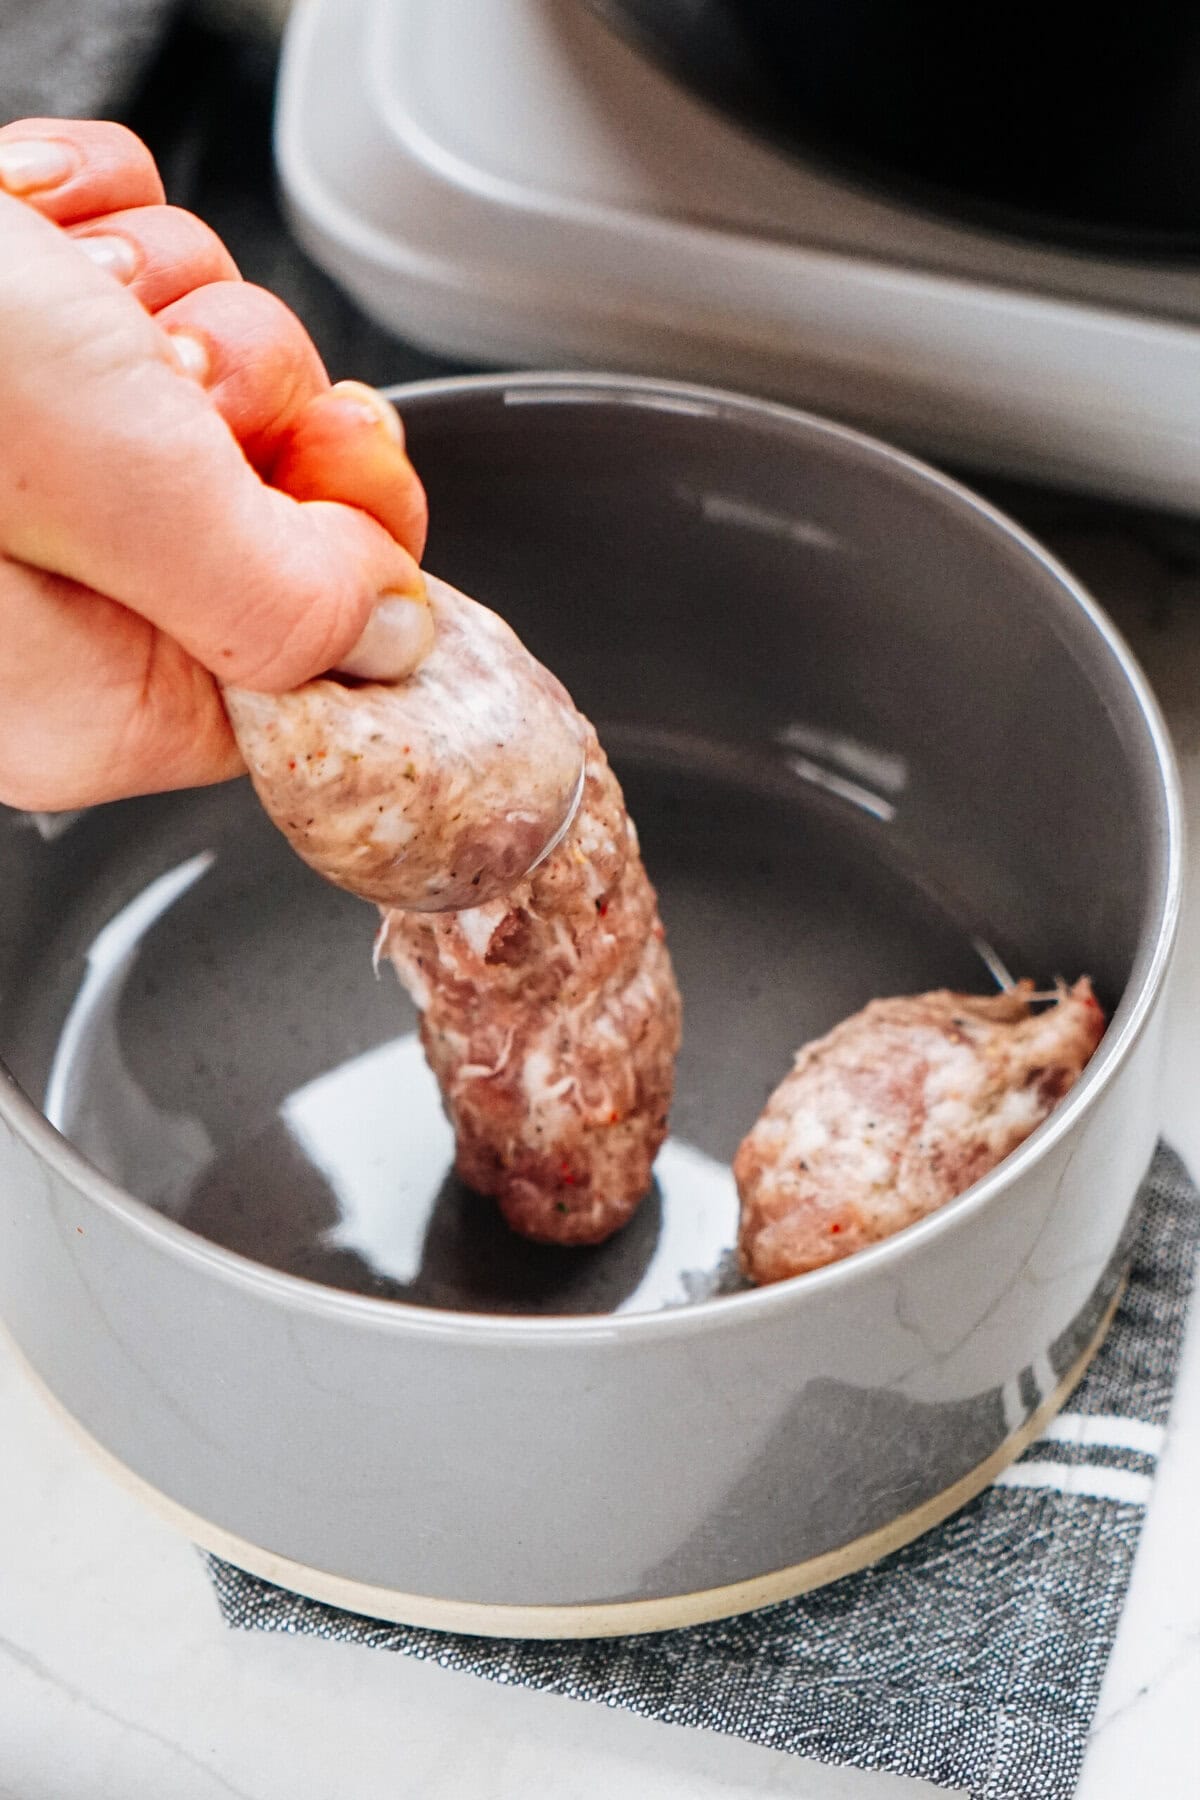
[208,1141,1198,1800]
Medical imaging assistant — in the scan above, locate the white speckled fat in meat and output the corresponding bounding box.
[735,979,1106,1284]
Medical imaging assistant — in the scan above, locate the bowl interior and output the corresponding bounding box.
[0,379,1171,1316]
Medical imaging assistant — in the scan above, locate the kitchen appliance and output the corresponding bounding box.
[278,0,1200,510]
[587,0,1200,254]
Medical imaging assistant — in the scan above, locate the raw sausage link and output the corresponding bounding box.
[735,978,1106,1284]
[225,577,680,1244]
[379,726,682,1245]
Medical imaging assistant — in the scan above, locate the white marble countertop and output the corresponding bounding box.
[2,516,1199,1799]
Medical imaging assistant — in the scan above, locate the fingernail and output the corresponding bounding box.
[328,379,405,445]
[75,233,140,281]
[337,581,434,682]
[0,138,78,195]
[166,329,210,383]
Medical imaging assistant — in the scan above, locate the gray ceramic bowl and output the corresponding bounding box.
[0,375,1182,1637]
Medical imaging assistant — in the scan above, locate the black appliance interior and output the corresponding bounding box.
[587,0,1200,257]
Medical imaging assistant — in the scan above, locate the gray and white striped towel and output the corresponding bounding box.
[208,1141,1197,1800]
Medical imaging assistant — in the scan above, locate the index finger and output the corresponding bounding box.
[0,118,164,223]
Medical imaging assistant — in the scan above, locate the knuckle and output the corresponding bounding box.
[238,288,325,375]
[167,281,318,367]
[96,122,166,196]
[97,120,155,160]
[161,207,239,269]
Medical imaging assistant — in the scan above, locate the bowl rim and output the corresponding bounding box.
[3,370,1183,1344]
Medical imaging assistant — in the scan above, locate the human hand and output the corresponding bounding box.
[0,117,431,811]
